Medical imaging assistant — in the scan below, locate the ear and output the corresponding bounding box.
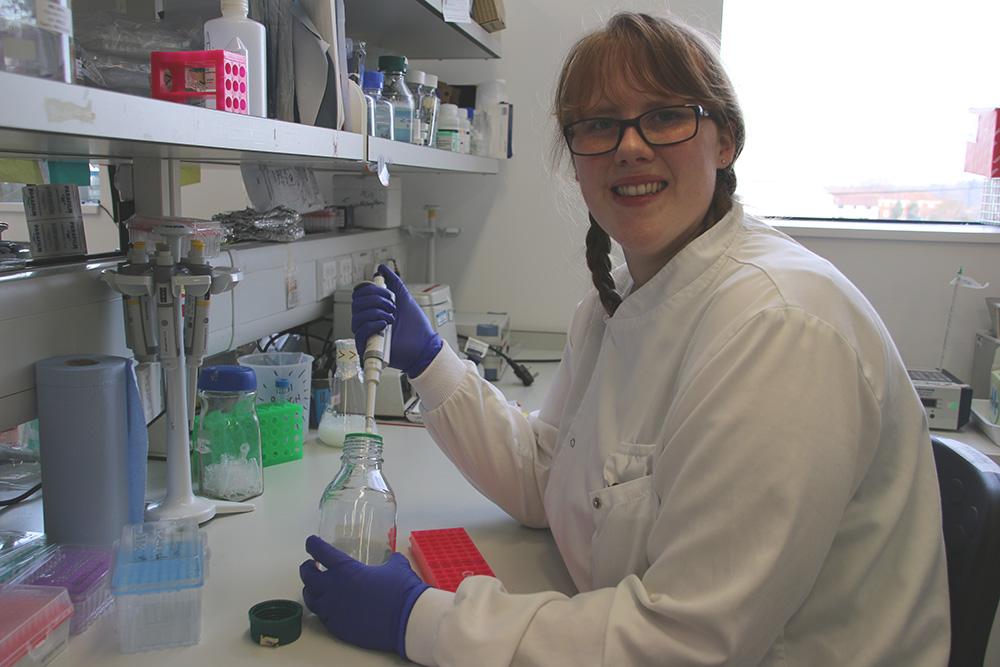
[717,126,736,169]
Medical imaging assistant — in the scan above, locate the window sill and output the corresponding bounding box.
[771,219,1000,243]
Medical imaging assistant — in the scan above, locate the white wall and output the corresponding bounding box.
[403,0,1000,382]
[404,0,725,333]
[789,231,1000,381]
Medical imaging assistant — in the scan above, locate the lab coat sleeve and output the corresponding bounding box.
[408,299,583,528]
[408,307,884,666]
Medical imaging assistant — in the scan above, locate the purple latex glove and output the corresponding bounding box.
[352,264,443,378]
[299,535,429,658]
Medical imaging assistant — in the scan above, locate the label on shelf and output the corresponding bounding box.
[21,184,87,258]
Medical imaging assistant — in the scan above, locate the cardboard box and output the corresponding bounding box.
[471,0,506,32]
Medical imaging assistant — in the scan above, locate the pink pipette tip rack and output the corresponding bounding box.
[408,528,495,592]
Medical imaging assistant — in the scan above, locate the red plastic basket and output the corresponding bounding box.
[150,50,248,114]
[408,528,495,592]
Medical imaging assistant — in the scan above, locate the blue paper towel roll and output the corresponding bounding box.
[35,355,148,546]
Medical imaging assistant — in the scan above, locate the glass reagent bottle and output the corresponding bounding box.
[318,432,397,564]
[318,339,368,447]
[378,55,415,144]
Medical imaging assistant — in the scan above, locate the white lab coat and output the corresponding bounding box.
[403,203,950,666]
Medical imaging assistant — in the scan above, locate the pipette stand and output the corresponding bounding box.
[103,225,246,524]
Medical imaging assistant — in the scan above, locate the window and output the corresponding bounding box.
[720,0,998,223]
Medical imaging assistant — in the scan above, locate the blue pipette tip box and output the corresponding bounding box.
[111,519,209,653]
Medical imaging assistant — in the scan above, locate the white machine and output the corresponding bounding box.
[907,368,972,430]
[332,282,457,418]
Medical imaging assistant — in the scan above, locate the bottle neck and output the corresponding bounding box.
[335,362,363,379]
[341,440,383,466]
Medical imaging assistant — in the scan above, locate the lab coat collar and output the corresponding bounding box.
[609,201,745,325]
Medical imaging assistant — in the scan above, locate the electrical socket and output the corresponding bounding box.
[319,259,338,298]
[352,250,373,283]
[336,255,353,290]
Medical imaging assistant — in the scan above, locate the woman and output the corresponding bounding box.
[300,12,950,666]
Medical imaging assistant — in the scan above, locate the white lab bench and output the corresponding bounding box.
[1,363,571,665]
[4,360,1000,665]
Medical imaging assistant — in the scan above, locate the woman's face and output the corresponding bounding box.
[572,89,734,286]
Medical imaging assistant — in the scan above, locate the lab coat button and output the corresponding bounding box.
[569,438,576,448]
[592,497,602,509]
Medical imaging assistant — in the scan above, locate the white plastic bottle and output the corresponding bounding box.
[459,108,473,154]
[435,104,461,152]
[204,0,267,118]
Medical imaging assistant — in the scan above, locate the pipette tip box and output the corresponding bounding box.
[11,545,113,636]
[0,585,74,667]
[408,528,495,592]
[110,519,209,653]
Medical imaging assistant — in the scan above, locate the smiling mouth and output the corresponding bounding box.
[611,181,667,197]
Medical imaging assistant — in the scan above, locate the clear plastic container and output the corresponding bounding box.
[11,545,113,636]
[0,1,72,84]
[236,352,314,435]
[362,70,394,140]
[194,366,263,502]
[127,216,225,258]
[318,340,367,448]
[318,432,396,565]
[419,73,441,147]
[110,519,209,654]
[0,585,73,667]
[377,55,415,144]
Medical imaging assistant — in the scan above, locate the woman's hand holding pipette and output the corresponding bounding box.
[352,265,443,378]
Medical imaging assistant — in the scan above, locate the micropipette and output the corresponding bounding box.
[361,274,393,433]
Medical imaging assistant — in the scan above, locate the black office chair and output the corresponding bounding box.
[932,436,1000,666]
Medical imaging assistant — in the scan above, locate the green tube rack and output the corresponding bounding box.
[257,402,305,467]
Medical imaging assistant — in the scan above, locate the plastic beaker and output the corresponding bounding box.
[237,352,314,433]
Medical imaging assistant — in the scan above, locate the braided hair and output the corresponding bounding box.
[585,214,622,316]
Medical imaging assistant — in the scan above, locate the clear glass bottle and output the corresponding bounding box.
[362,70,394,140]
[0,0,73,83]
[377,55,415,144]
[318,339,368,447]
[318,432,396,564]
[194,365,264,501]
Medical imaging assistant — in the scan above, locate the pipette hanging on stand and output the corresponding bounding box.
[102,218,243,525]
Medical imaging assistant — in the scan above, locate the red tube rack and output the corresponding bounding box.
[408,528,495,592]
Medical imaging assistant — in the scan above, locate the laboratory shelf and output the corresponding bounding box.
[0,72,365,168]
[344,0,501,59]
[368,137,499,174]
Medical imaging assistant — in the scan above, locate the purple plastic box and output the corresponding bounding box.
[14,546,113,635]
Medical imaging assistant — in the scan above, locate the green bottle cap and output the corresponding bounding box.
[249,600,303,647]
[378,55,408,74]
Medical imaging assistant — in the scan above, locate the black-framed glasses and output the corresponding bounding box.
[563,104,711,156]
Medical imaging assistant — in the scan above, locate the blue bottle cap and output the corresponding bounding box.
[362,70,384,91]
[199,365,256,392]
